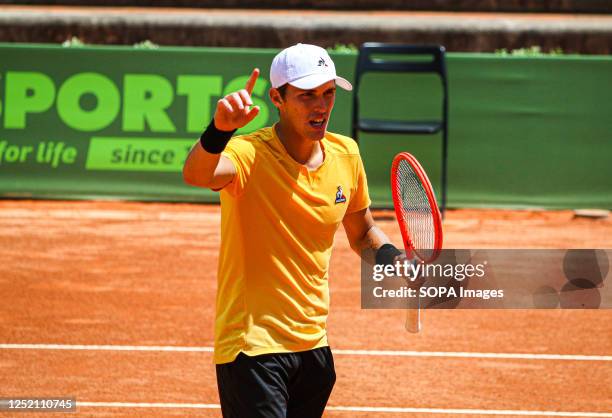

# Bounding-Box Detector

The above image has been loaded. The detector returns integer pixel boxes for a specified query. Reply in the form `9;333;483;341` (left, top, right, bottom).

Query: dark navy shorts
216;346;336;418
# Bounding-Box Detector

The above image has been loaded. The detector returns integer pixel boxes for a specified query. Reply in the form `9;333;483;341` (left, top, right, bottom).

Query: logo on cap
318;57;328;67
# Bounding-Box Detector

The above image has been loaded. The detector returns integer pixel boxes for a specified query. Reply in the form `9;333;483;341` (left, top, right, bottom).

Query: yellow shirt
214;126;370;364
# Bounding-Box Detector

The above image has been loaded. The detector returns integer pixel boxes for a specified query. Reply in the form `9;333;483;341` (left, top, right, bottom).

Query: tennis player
183;43;402;418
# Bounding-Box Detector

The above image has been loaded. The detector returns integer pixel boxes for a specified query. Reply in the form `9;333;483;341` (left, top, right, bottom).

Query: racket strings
394;160;436;260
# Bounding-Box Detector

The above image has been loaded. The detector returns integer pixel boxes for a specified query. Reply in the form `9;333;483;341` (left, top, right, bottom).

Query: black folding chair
352;43;449;215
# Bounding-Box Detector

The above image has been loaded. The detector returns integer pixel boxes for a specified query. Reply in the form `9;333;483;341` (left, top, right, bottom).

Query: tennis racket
390;152;443;333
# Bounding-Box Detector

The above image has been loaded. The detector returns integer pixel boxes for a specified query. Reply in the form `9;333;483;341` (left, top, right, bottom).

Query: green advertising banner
0;44;297;201
0;43;610;208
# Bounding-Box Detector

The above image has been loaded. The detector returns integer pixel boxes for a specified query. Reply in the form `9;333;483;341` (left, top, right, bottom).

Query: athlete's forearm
363;225;391;251
352;224;393;265
343;208;399;264
183;119;236;189
183;142;222;187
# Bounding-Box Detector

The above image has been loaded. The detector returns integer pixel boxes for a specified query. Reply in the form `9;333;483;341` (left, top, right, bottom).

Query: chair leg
441;126;448;218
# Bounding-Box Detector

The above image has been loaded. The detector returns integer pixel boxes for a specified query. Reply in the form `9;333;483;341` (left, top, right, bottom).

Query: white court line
333;349;612;362
1;343;611;361
75;402;612;417
326;406;612;417
0;344;213;352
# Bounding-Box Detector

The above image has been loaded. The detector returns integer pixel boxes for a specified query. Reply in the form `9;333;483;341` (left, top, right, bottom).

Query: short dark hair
276;83;289;100
274;84;289;115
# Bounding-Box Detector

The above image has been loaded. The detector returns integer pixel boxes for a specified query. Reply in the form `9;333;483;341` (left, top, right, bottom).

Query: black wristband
199;119;236;154
375;243;402;266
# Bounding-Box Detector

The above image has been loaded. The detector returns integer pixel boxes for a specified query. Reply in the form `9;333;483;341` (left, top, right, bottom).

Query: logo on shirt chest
334;186;347;204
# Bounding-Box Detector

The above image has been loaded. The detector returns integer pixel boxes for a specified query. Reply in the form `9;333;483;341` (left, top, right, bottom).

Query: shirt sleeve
220;135;257;197
346;154;371;214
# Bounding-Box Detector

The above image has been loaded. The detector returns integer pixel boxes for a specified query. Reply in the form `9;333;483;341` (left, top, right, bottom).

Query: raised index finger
245;68;259;95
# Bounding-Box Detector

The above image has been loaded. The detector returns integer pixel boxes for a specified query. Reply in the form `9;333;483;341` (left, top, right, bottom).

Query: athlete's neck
274;122;324;170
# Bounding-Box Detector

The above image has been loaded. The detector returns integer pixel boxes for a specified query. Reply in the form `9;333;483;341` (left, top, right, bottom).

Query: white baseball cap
270;43;353;91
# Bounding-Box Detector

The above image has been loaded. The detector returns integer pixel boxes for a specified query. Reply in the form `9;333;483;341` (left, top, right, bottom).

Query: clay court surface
1;199;611;417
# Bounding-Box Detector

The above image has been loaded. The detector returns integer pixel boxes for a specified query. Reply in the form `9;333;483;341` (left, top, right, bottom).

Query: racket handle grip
405;295;421;333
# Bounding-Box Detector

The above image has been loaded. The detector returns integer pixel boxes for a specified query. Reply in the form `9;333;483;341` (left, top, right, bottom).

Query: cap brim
289;74;353;91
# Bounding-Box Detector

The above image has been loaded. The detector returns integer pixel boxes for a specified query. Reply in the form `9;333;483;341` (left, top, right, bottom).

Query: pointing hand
214;68;260;131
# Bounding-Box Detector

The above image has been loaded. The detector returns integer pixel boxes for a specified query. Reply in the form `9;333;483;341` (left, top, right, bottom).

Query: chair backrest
352;43;448;141
356;43;447;76
351;43;449;215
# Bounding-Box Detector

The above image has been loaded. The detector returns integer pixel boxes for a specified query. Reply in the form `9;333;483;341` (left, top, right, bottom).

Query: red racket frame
391;152;443;263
